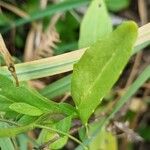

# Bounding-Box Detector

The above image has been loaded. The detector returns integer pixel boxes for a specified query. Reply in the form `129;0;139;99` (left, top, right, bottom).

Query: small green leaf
9;103;43;116
0;74;75;117
71;21;138;124
50;116;72;149
79;0;112;48
38;116;72;149
18;115;38;126
0;74;59;113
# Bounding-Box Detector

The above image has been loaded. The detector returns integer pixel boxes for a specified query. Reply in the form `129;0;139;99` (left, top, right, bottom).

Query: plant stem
35;124;88;150
0;118;20;126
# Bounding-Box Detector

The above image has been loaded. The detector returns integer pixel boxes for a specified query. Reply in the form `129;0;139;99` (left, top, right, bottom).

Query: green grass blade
1;0;90;33
0;23;149;81
0;49;85;81
106;65;150;121
39;74;71;99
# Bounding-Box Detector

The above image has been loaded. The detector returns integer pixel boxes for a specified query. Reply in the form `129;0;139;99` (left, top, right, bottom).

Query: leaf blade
79;0;112;48
9;102;43;116
75;65;150;150
71;21;138;124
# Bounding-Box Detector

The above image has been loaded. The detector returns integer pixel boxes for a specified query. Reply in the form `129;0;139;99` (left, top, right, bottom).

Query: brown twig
0;34;19;86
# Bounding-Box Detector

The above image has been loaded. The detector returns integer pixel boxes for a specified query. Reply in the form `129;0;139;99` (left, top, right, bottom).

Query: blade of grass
0;49;85;81
134;22;150;54
75;65;150;150
1;0;90;33
0;23;150;81
104;65;150;125
39;74;72;99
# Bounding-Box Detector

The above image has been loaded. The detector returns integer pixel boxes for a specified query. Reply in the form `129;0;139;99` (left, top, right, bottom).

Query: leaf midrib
79;42;128;107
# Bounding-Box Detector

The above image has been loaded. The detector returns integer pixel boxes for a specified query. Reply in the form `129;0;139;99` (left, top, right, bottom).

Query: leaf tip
121;21;138;37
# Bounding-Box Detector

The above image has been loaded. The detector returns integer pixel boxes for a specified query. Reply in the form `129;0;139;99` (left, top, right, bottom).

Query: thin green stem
35;124;88;150
0;118;20;126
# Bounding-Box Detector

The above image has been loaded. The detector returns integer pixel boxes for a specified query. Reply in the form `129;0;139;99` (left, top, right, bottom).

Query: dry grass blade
0;23;149;81
34;16;60;59
135;22;150;49
24;1;60;62
113;121;143;142
0;34;19;86
24;28;35;61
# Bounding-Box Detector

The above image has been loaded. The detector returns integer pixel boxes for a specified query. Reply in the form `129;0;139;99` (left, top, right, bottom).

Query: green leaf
71;21;138;124
0;74;59;113
9;103;43;116
50;116;72;149
76;65;150;150
18;115;38;126
0;137;15;150
0;74;75;117
38;116;72;149
79;0;112;48
106;0;130;12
